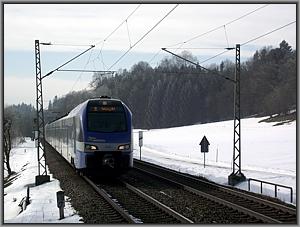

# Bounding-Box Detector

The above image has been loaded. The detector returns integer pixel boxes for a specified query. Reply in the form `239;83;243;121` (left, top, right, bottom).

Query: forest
4;40;297;137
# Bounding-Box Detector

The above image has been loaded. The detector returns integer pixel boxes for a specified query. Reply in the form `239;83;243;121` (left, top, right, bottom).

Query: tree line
3;103;35;175
48;40;294;129
4;40;296;133
3;40;295;176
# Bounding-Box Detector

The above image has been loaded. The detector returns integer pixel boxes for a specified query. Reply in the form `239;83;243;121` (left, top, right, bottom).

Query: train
45;96;133;176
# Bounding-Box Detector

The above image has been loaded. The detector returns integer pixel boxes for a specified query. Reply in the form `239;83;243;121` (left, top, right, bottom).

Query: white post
139;131;143;160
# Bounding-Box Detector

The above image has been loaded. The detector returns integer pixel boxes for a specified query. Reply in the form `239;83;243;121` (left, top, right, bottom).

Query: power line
224;25;230;48
162;47;235;83
126;19;132;48
225;4;269;26
199;20;296;65
93;4;141;70
44;43;92;47
58;69;116;73
241;21;296;46
95;4;141;46
148;4;268;67
69;48;94;92
148;49;162;65
166;47;235;50
108;4;179;70
167;4;269;48
199;49;231;64
42;45;95;79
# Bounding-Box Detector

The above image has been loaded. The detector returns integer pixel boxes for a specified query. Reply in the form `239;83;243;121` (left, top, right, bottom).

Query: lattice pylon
229;44;245;186
35;40;48;179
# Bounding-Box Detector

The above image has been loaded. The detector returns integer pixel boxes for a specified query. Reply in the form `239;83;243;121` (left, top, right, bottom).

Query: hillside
133;116;296;204
46;40;296;129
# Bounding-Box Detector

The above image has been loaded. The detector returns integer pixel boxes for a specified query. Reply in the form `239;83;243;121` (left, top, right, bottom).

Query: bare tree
3;118;12;175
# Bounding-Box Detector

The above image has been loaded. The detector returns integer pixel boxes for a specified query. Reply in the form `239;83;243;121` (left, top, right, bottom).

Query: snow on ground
3;139;83;223
3;116;296;223
133;117;296;205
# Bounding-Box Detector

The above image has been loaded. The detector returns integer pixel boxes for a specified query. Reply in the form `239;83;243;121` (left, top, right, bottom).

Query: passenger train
45;97;133;175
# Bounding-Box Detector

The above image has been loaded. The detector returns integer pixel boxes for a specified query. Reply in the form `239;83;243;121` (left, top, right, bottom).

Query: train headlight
118;144;130;150
85;144;98;151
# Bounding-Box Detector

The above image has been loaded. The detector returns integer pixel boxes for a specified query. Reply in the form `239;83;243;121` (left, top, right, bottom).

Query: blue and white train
45;97;133;175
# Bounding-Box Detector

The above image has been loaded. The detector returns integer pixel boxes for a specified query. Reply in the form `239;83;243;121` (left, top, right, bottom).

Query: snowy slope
133;116;296;205
4;116;296;223
3;139;83;223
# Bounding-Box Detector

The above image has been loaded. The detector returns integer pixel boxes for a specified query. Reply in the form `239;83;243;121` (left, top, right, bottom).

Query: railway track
45;141;130;224
132;159;297;224
46;139;296;224
46;140;192;223
85;176;193;224
82;176;138;223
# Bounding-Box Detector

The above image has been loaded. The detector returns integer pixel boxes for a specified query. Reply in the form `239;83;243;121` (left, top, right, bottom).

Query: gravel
45;142;127;224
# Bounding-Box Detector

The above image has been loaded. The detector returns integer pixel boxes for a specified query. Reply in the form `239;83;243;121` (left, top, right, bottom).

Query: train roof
47;97;123;124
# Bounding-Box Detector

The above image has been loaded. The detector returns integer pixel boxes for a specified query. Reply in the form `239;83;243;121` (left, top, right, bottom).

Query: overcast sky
3;3;297;106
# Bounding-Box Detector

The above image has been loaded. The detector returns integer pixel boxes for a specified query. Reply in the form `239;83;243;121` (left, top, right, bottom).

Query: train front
82;98;133;175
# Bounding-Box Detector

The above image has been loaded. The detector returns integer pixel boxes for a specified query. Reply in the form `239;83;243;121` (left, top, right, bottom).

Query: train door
73;117;76;153
66;125;69;161
71;117;76;166
54;124;57;150
60;122;63;155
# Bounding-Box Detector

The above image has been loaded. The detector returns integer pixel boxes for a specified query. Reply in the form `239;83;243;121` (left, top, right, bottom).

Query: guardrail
248;178;293;203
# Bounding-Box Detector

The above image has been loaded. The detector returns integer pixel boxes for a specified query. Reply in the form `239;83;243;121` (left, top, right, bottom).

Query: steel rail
120;180;194;224
134;159;296;215
82;176;138;224
44;140;133;223
133;165;280;224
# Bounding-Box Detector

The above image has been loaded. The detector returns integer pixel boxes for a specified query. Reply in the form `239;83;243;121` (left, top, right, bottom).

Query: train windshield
87;100;127;133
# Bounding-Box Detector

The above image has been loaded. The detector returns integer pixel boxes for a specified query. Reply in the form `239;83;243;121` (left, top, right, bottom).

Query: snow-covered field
3;139;83;223
133;117;296;205
4;116;296;223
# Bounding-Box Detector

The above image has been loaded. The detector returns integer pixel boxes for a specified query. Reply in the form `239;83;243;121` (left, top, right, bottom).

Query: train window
87;103;126;133
87;112;127;133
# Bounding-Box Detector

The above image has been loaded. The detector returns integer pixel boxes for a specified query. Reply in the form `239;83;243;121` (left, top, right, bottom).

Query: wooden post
56;191;65;220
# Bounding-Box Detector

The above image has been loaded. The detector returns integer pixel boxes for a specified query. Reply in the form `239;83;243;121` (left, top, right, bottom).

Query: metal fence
248;178;293;203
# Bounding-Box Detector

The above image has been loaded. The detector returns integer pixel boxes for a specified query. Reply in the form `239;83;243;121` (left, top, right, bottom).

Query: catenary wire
93;4;141;70
94;4;141;46
108;4;179;70
241;21;296;46
167;4;269;48
69;48;94;92
126;20;132;48
148;4;268;66
199;20;296;64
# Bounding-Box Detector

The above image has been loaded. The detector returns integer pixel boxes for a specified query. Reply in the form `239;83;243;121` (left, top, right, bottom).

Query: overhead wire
198;20;296;65
108;4;179;70
240;20;296;46
199;49;231;64
42;45;95;79
94;4;142;46
166;47;234;50
45;43;92;47
93;4;142;71
148;4;269;67
160;18;296;84
69;48;94;92
126;20;132;48
148;49;163;66
167;4;269;48
224;25;230;48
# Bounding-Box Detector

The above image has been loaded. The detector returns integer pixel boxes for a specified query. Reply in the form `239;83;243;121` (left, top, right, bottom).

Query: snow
4;139;83;223
4;116;296;223
133;117;296;205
